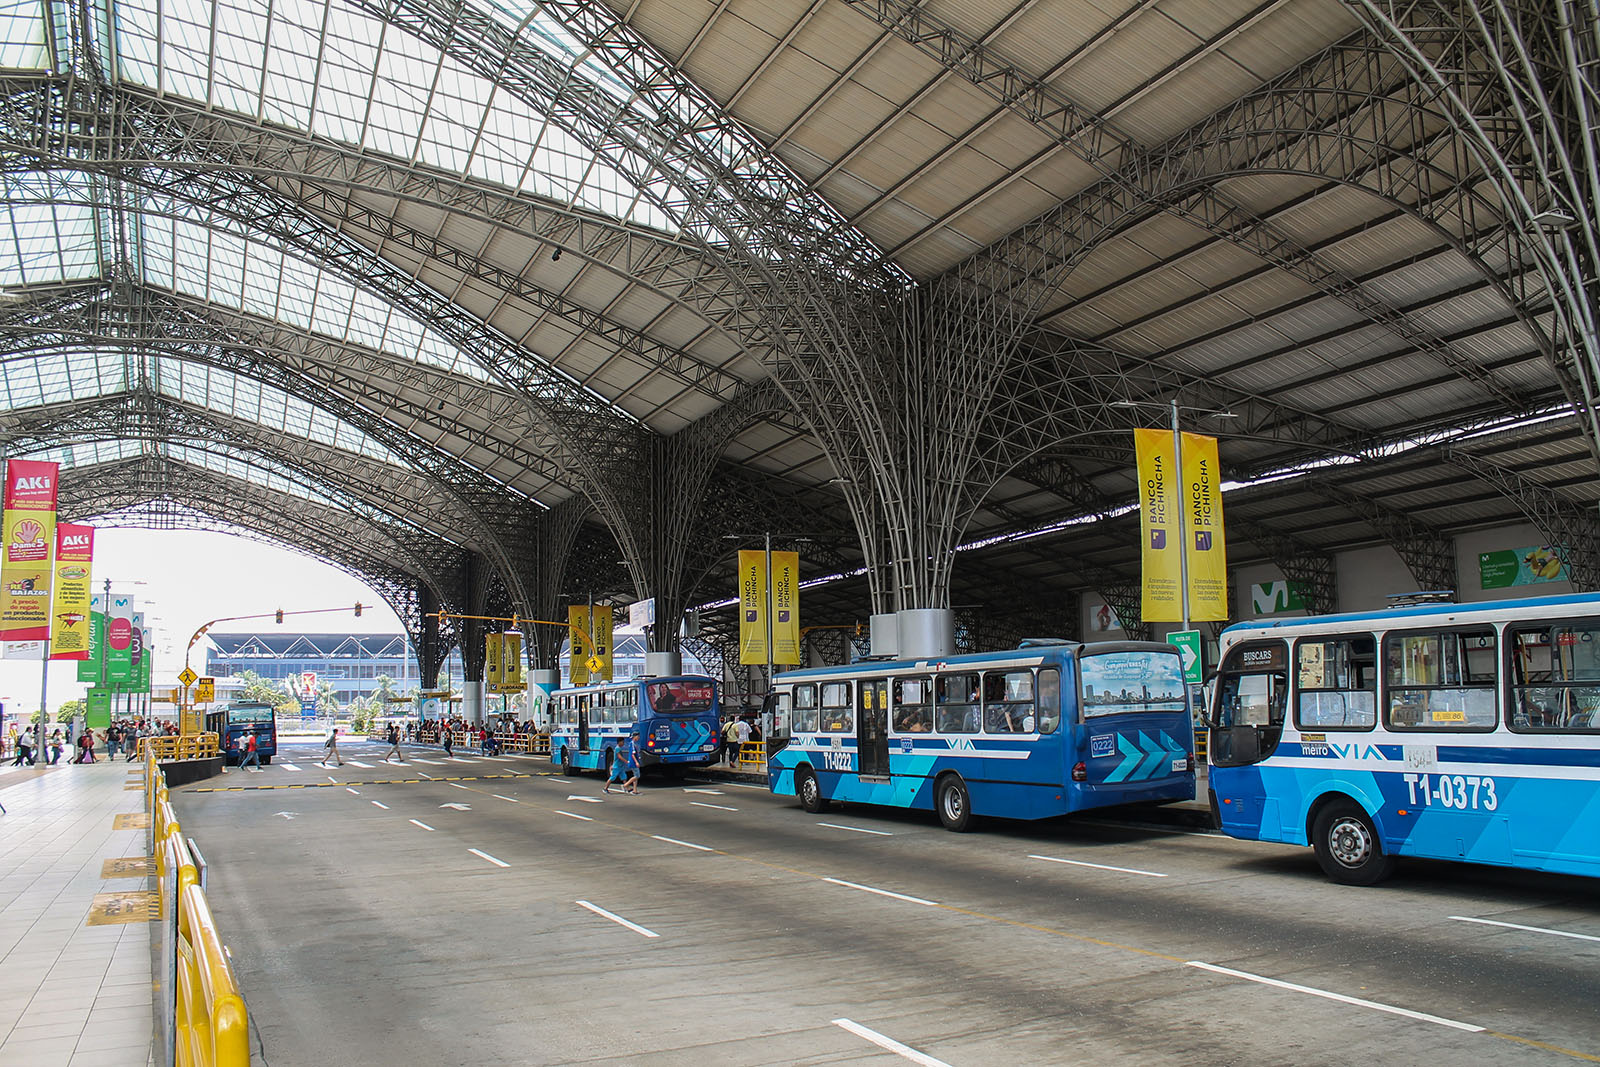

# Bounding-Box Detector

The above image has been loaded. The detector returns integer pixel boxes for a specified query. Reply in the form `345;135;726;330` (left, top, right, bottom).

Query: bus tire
560;747;574;777
936;774;973;833
1311;799;1395;886
797;766;829;813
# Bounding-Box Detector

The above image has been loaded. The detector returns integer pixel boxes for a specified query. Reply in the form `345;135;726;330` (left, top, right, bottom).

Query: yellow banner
1;459;59;641
568;605;591;685
1135;429;1182;622
49;523;93;659
738;550;767;665
502;630;524;691
1182;431;1228;621
770;550;800;665
592;607;613;683
484;631;503;691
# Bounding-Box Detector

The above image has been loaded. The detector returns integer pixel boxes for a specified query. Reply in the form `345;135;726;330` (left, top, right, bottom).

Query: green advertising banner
137;631;152;694
1479;545;1566;589
85;687;111;728
76;610;105;683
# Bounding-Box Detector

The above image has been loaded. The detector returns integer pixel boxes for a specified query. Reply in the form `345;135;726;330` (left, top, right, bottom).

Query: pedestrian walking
320;727;345;767
721;717;742;766
620;734;642;795
383;722;405;763
9;734;33;766
239;732;262;772
74;729;96;764
603;743;630;794
48;729;63;765
441;726;454;757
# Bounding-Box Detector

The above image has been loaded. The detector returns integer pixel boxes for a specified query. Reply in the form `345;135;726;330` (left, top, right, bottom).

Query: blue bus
205;701;278;765
1207;591;1600;885
766;640;1196;831
549;675;722;778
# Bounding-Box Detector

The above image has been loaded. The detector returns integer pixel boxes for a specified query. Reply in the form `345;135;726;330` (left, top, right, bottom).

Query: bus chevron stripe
1136;732;1167;780
1107;734;1143;783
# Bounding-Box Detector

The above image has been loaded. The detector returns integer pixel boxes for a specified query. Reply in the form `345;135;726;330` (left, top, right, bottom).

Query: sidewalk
0;756;154;1067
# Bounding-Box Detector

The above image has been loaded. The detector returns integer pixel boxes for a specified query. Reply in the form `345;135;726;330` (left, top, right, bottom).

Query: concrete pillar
897;608;955;660
463;682;483;725
529;669;558;730
644;652;682;677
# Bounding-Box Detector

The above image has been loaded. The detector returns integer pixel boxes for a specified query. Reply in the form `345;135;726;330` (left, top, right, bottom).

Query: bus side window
792;684;818;734
1385;629;1497;730
1036;668;1060;734
1295;636;1376;730
893;676;932;733
821;681;853;732
1510;622;1600;731
936;672;979;734
983;670;1034;733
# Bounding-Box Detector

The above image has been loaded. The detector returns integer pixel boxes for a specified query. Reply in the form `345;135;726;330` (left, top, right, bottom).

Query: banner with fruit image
1;459;59;641
49;523;93;659
1479;545;1566;589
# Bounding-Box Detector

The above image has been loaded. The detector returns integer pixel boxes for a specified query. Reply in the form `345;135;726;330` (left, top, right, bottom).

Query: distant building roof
207;633;411;658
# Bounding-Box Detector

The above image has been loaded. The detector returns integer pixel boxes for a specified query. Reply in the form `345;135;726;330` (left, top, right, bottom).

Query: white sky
0;527;402;718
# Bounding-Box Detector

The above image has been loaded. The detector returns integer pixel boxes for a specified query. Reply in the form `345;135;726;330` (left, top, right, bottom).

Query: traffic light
275;609;283;624
354;602;363;617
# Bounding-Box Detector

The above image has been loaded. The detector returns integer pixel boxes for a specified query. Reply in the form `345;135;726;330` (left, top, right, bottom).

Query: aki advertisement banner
1;458;59;641
1134;430;1181;622
769;550;800;665
738;550;768;665
49;523;93;659
1180;431;1228;621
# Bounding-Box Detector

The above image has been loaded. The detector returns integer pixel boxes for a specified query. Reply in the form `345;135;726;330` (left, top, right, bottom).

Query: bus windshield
646;680;713;714
228;704;275;723
1079;650;1187;718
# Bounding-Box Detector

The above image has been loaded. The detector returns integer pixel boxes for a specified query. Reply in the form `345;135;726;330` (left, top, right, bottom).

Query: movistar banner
1135;430;1181;622
1;459;59;641
129;612;145;691
107;594;134;682
49;523;93;659
738;549;768;664
1181;431;1228;621
136;627;152;694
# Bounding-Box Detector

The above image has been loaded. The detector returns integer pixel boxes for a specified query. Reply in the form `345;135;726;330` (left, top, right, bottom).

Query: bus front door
859;679;889;777
578;704;590;754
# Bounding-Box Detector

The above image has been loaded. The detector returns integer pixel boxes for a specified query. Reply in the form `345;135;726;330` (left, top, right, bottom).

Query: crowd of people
3;717;179;767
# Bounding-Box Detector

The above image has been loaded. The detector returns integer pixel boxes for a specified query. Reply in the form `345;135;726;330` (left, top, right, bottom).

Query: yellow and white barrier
138;734;221;762
147;755;251;1067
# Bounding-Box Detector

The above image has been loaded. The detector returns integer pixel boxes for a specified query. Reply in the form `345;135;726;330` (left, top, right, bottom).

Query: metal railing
148;756;250;1067
138;734;221;762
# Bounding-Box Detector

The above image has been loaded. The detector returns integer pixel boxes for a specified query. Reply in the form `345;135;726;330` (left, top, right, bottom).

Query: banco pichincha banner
1;459;59;641
567;606;613;684
1135;429;1227;622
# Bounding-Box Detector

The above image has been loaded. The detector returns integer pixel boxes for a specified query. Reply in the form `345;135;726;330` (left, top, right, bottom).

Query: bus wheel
936;775;973;833
797;767;829;813
560;747;574;777
1312;800;1396;886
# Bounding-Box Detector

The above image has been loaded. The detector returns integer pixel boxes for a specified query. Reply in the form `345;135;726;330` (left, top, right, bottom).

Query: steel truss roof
0;0;1596;679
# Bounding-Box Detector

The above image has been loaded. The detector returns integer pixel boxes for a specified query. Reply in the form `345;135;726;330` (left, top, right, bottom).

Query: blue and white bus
549;675;722;778
204;701;278;765
1207;591;1600;885
766;641;1196;831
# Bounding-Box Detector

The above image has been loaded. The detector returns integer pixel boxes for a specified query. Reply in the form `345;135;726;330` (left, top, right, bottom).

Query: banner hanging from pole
769;550;800;665
484;631;503;692
49;523;93;659
107;595;134;682
78;595;105;682
1181;431;1228;621
501;630;524;692
1134;429;1182;622
737;550;767;665
592;606;613;683
1;459;60;641
567;605;591;685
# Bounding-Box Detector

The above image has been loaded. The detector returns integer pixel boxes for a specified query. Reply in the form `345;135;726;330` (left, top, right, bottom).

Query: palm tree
372;673;398;708
316;681;340;715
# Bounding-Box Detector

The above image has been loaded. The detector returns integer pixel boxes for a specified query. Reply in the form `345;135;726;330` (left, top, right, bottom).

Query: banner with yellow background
49;523;93;659
1134;430;1181;622
1181;431;1228;621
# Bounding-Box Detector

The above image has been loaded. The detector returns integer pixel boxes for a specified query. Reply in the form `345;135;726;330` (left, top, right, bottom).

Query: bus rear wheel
560;747;574;777
936;775;973;833
797;767;829;813
1312;799;1395;885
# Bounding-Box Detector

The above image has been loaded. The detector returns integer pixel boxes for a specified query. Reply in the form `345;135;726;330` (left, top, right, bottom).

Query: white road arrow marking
682;788;724;795
274;812;298;819
439;802;472;810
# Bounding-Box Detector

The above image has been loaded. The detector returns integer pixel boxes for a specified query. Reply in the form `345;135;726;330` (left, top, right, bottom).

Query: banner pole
764;531;773;695
1172;400;1190;633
